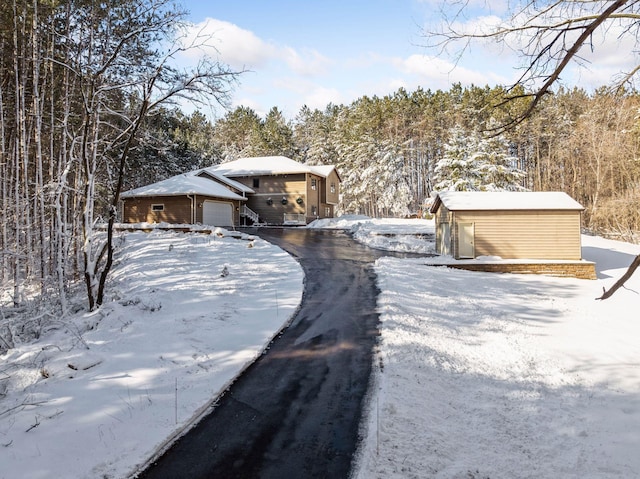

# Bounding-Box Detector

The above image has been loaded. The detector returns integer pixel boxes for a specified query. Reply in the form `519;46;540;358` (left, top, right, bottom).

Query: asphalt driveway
136;228;404;479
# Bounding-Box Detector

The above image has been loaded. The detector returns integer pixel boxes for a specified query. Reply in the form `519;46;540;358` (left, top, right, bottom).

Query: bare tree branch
597;254;640;300
425;0;639;133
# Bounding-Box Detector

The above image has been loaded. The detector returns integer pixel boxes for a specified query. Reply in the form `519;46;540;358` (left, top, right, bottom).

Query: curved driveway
138;228;404;479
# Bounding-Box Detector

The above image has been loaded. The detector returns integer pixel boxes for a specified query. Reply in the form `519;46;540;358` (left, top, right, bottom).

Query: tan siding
434;205;452;256
454;210;582;260
233;173;306;195
229;174;307;224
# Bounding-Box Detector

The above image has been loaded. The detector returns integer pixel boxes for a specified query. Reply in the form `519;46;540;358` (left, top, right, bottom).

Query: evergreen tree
434;125;526;192
433;126;482;191
213;106;263;161
259;107;295;157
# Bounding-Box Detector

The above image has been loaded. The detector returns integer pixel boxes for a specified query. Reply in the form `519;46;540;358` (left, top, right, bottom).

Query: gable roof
207;156;337;179
309;164;340;180
121;174;246;201
122;156;338;201
193;169;254;194
430;191;584;213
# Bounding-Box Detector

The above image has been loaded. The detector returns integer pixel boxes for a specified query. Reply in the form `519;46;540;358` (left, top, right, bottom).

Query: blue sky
177;1;632;120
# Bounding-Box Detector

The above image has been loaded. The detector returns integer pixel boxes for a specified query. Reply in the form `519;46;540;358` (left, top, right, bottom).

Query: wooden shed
429;191;585;260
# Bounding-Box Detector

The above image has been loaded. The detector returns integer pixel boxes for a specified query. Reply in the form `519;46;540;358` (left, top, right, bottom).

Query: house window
325;207;331;216
330;183;336;194
312;206;317;216
151;204;164;211
311;178;317;190
253;178;260;188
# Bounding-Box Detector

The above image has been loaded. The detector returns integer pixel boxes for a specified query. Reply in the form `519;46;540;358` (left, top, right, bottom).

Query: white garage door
203;201;233;227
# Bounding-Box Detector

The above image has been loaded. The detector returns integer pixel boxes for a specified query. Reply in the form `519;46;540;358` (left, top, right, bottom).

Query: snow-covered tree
475;135;527;191
433;125;526;192
433;126;482;191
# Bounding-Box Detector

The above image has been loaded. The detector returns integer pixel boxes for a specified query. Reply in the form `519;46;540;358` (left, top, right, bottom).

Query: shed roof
121;174;246;201
430;191;584;213
208;156;338;178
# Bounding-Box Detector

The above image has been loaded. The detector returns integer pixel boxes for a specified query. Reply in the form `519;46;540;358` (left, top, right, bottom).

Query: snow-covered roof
192;169;254;194
309;164;339;179
121;174;246;201
431;191;584;212
208;156;336;178
122;157;337;201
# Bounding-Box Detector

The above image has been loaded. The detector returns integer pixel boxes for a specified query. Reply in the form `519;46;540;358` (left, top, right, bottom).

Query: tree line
143;84;640;236
0;0;237;329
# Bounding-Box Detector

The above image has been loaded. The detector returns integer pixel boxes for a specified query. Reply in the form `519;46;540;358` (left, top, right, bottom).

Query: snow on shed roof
121;174;246;201
431;191;584;212
209;156;336;178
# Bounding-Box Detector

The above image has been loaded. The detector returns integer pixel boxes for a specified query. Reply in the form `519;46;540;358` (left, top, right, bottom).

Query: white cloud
395;53;508;87
269;76;343;112
448;14;504;37
180;18;277;69
281;47;331;76
230;96;267;117
442;6;640;91
302;86;344;110
181;18;331;78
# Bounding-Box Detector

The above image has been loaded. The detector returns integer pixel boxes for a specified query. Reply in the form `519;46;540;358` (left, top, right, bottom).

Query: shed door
203;200;233;227
458;222;475;258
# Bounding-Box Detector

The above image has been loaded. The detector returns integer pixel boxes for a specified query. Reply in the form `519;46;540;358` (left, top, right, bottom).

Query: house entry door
458;222;475;258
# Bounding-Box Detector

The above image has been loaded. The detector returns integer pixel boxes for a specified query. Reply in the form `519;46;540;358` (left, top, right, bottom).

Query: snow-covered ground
349;222;640;479
0;229;303;479
314;216;640;478
2;217;640;479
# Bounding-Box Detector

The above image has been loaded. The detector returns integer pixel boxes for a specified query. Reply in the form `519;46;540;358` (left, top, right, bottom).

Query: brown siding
306;174;321;220
123;195;241;226
123;196;193;224
223;171;338;224
244;196;305;224
324;170;340;205
232;174;310;224
233;173;306;195
453;210;582;260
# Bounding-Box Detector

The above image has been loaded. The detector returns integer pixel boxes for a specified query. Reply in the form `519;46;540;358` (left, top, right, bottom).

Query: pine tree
433;126;483;191
434;125;526;192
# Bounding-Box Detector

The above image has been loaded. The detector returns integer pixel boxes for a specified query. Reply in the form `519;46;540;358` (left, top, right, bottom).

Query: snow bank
0;230;303;479
308;216;436;254
354;233;640;478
